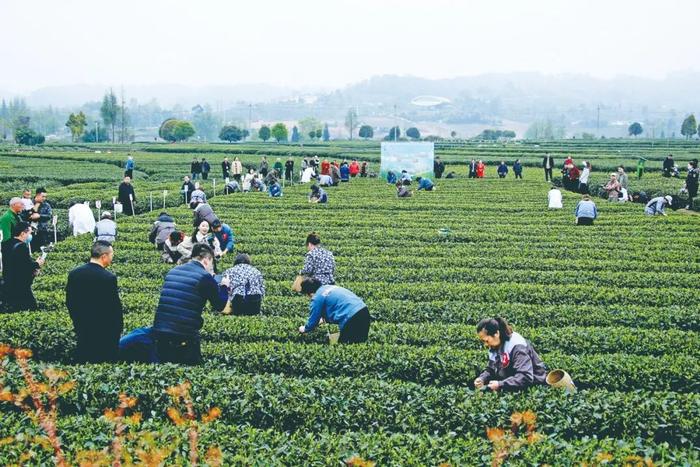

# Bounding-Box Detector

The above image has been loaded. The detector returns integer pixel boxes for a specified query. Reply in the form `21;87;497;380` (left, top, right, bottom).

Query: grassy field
0;141;698;465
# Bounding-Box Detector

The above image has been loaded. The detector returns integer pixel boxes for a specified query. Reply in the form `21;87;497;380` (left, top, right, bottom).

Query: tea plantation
0;141;698;465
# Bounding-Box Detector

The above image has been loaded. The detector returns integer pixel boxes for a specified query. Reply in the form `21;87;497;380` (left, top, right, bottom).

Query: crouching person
473;317;547;391
298;277;370;344
152;243;229;364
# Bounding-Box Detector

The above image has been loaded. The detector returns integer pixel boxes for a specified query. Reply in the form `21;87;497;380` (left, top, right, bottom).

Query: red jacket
568;165;580;181
476;162;486;177
321;161;331;175
349;161;360;176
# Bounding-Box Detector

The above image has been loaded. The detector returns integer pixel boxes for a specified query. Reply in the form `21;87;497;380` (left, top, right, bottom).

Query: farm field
0;140;698;465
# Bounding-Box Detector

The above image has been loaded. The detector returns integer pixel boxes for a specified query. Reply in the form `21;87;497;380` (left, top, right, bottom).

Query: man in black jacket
543;154;555;181
433;157;445;179
65;241;123;363
191;157;201;180
117;176;136;216
468;159;477;178
662;154;674;177
1;222;44;312
152;243;229;364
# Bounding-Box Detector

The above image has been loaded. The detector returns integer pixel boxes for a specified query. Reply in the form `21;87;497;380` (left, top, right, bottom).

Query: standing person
339;161;350;182
148;212;176;250
68;201;96;236
579;161;591;194
574;195;598;225
473;317;547;392
118;176;136;216
645;195;672;216
476;160;486;178
181;176;195;205
125;155;135;178
636;157;646;179
416;176;434;191
95;211;117;244
65;241;123;363
617;166;629;201
285;157;295;183
221;157;231;179
684;159;699;209
603;173;621;202
662;155;674;177
297;278;370;344
27;188;53;250
360;161;368;177
301;157;309;176
308;184;328;204
152;244;229;364
548;186;563;209
566;163;580;190
321;159;331;176
273;158;283;177
211;219;235;257
312;155;320;168
468;159;477;178
497;161;508;178
349;159;360;177
201;158;210;180
259;156;269;177
1;222;44;312
190;157;201;180
433;156;445;179
543;153;554;182
564;155;574;167
0;198;23;243
221;253;265;316
300;232;335;285
513;159;523;179
231;157;243;182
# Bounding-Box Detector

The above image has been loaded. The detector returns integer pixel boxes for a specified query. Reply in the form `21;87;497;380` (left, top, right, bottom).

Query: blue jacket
387;171;397;184
214;223;235;252
269;183;282;197
575;200;597;219
153;261;227;337
304;285;367;332
513;162;522;174
498;164;508;175
340;165;350;181
417;178;434;190
125;159;134;170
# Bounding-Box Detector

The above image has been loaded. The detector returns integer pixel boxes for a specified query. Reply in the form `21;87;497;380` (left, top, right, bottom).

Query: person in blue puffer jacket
416;176;434;191
152;243;229;364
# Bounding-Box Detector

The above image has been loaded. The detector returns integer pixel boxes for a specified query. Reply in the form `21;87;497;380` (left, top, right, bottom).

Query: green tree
298;117;322;141
219;125;243;142
15;126;45;145
315;129;322;139
450;130;457;138
271;123;288;142
406;127;421;140
345;108;358;140
192;105;220;141
100;88;119;142
386;126;400;140
172;121;196;141
0;99;7;140
628;122;643;137
308;130;316;140
359;125;373;140
322;123;330;141
65;111;87;142
82;126;109;143
681;114;697;139
291;126;300;143
258;125;271;142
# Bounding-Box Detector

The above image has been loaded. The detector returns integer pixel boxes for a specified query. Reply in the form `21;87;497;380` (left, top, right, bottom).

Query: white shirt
21;198;33;211
301;167;315;183
319;174;333;186
68;203;96;236
548;189;563;209
580;167;590;184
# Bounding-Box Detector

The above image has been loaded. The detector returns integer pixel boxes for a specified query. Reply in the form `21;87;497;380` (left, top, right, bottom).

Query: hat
664;195;672;203
102;211;112;219
211;219;222;228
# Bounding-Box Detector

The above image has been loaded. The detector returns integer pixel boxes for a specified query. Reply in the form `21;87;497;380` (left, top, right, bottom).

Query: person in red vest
321;159;331;176
564;156;574;167
349;159;360;177
476;160;486;178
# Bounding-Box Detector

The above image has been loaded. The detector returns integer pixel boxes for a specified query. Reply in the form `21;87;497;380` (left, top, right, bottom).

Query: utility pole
248;103;252;139
596;105;600;138
120;86;126;144
96;121;99;143
394;104;398;141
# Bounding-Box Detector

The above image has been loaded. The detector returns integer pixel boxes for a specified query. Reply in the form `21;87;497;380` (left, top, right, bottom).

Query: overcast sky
1;0;696;93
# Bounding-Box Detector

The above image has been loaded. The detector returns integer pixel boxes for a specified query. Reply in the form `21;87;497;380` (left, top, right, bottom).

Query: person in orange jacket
476;160;486;178
321;159;331;176
349;159;360;177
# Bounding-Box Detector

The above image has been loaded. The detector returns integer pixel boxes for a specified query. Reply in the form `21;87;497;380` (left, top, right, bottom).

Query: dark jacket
149;214;176;247
663;157;674;171
34;201;53;232
686;168;699;196
66;262;124;363
478;332;547;391
201;161;210;173
191;161;202;174
1;238;40;310
182;181;195;203
118;182;136;215
434;160;445;178
543;156;554;169
193;203;218;227
152;261;227;337
468;161;477;176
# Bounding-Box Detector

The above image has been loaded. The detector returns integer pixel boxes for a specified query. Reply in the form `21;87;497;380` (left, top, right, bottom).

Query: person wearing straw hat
297;277;370;344
473;317;547;392
645;195;673;216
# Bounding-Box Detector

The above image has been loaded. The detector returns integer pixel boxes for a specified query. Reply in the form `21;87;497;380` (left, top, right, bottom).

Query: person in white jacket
548;186;563;209
68;201;96;236
578;161;591;194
